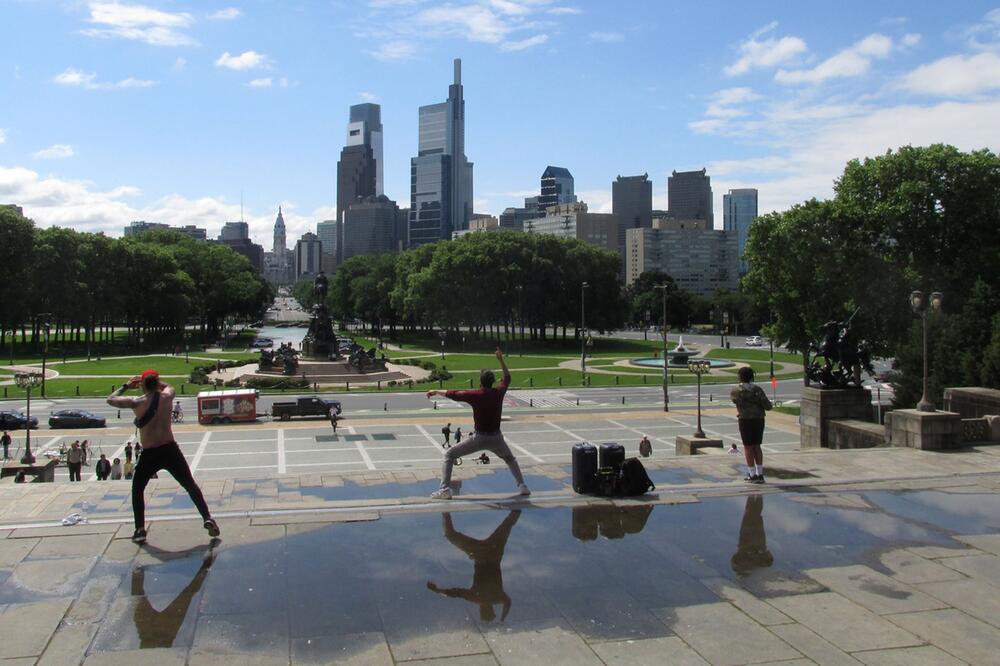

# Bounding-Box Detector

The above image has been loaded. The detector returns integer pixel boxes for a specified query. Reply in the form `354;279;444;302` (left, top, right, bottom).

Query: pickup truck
271;397;342;421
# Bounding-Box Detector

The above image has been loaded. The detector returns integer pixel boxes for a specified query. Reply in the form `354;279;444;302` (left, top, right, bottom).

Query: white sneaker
430;487;452;500
518;484;531;496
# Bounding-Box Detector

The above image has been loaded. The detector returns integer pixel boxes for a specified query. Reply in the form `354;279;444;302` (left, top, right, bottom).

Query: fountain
630;335;735;370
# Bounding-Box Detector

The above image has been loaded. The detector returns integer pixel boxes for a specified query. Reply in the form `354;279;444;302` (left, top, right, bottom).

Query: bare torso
131;387;177;449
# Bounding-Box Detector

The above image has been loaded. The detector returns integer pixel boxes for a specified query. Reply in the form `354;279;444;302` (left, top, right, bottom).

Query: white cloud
209;7;242;20
489;0;531;16
370;40;418;61
52;68;158;90
775;33;893;85
215;50;271;71
899;52;1000;97
589;31;623;43
359;91;379;102
82;1;195;47
172;57;187;71
725;22;808;76
501;34;548;51
705;87;760;118
707;98;1000;216
547;6;581;15
965;8;1000;51
416;5;511;43
247;77;272;88
32;144;76;160
901;33;921;48
0;164;333;245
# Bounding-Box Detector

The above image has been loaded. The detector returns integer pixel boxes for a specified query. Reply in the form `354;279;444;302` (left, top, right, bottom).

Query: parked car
0;410;39;430
745;336;763;347
272;397;342;421
251;337;274;349
49;409;107;429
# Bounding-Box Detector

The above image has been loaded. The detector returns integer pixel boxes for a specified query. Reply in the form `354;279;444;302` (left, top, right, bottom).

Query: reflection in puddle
732;495;773;576
572;505;653;541
131;541;217;648
427;510;520;622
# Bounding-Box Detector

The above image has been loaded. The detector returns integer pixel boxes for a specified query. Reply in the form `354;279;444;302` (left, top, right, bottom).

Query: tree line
0;209;273;356
743;144;1000;405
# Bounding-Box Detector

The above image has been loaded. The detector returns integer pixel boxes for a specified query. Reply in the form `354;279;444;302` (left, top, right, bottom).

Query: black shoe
131;528;147;544
744;475;756;482
751;475;766;484
204;519;221;537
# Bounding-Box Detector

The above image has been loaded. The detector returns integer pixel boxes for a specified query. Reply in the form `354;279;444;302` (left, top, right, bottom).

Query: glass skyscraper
723;188;758;275
668;169;714;228
337;103;383;264
409;59;473;247
538;166;576;210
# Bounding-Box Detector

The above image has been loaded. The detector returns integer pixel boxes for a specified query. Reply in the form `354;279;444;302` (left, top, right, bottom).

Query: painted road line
415;424;447;456
199;463;278;472
545;421;588;442
190;431;212;472
355;441;376;470
277;429;286;474
605;418;673;446
201;450;281;457
501;435;545;463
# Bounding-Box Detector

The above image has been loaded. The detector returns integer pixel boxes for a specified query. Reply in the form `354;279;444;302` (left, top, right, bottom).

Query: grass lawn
706;348;801;364
44;355;256;376
1;377;205;399
773;404;801;416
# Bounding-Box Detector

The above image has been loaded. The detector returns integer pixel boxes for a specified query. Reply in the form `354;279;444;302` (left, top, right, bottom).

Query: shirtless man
108;369;219;543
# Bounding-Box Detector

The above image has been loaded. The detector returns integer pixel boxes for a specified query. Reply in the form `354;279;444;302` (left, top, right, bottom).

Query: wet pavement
3;446;1000;664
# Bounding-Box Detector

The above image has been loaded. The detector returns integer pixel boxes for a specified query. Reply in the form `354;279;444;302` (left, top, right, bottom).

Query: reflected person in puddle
427;510;520;622
131;540;218;648
732;495;773;576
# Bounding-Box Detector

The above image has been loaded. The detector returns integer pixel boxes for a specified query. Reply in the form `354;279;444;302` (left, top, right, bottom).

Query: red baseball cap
141;369;159;383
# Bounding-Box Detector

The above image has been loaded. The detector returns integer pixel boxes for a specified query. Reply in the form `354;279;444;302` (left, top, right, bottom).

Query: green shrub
244;376;309;390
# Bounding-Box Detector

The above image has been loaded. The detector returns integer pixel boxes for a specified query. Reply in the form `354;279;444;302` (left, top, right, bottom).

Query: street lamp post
910;290;943;412
438;329;446;360
515;285;524;356
14;372;42;464
184;331;190;363
580;282;590;384
688;359;711;438
723;311;730;348
654;285;669;412
39;317;51;398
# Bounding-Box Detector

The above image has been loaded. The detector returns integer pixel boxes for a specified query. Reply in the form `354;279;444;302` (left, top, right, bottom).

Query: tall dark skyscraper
668;168;714;227
612;174;653;277
409;59;474;247
337;103;383;263
538;166;576;210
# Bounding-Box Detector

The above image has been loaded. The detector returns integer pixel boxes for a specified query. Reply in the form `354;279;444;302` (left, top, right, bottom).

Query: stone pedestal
800;386;872;448
675;435;724;455
943;387;1000;418
0;459;57;482
885;409;963;450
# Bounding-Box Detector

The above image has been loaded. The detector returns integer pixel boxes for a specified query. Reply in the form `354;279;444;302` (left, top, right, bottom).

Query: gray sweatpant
440;431;525;489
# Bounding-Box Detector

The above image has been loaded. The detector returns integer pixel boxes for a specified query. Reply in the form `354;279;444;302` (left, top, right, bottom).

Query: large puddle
5;487;998;660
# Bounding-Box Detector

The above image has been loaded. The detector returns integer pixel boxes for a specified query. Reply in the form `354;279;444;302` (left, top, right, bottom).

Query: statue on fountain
806;309;874;389
301;271;338;359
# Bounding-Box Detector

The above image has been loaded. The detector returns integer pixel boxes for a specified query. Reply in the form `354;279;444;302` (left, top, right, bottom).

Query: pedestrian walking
111;458;123;480
66;441;83;482
426;348;530;499
730;366;773;484
81;440;89;466
455;426;462;444
329;407;338;433
95;454;111;480
135;442;142;460
125;441;133;462
442;422;452;446
108;369;220;543
1;431;10;460
123;459;134;480
639;435;652;458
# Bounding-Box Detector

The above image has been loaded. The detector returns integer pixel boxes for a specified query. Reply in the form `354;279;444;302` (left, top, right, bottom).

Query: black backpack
617;458;655;496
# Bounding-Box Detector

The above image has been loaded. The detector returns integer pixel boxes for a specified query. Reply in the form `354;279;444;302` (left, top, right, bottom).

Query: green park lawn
705;348;801;363
44;354;256;376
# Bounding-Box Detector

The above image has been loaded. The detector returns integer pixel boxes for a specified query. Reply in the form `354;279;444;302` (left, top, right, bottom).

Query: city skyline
1;1;999;246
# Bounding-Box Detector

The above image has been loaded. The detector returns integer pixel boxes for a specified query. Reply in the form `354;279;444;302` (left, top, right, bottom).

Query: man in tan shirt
108;369;219;543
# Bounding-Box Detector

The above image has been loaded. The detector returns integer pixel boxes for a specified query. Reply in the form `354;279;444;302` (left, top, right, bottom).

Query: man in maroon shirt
426;348;529;499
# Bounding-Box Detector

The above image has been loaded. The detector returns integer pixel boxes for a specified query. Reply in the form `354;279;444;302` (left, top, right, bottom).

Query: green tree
0;208;35;358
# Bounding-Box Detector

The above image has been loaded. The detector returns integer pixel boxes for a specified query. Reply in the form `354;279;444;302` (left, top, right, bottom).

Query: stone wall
827;419;886;449
943;387;1000;418
800;387;873;448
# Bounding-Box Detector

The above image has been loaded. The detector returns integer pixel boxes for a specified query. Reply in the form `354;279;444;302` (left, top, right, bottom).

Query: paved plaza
3;408;1000;664
14;408;801;484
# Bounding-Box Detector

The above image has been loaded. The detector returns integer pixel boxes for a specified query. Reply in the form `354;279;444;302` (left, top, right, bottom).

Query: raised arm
495;347;511;384
107;375;142;409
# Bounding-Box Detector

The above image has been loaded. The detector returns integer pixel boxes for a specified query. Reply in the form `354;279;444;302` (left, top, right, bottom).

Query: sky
2;0;1000;247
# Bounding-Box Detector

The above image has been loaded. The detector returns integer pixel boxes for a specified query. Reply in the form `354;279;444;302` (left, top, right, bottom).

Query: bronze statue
806;309;873;388
313;271;328;301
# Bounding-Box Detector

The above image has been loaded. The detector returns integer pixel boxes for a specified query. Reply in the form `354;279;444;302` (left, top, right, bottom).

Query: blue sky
2;1;999;246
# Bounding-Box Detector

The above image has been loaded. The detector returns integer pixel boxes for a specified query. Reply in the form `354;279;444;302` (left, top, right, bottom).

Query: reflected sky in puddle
12;486;999;661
